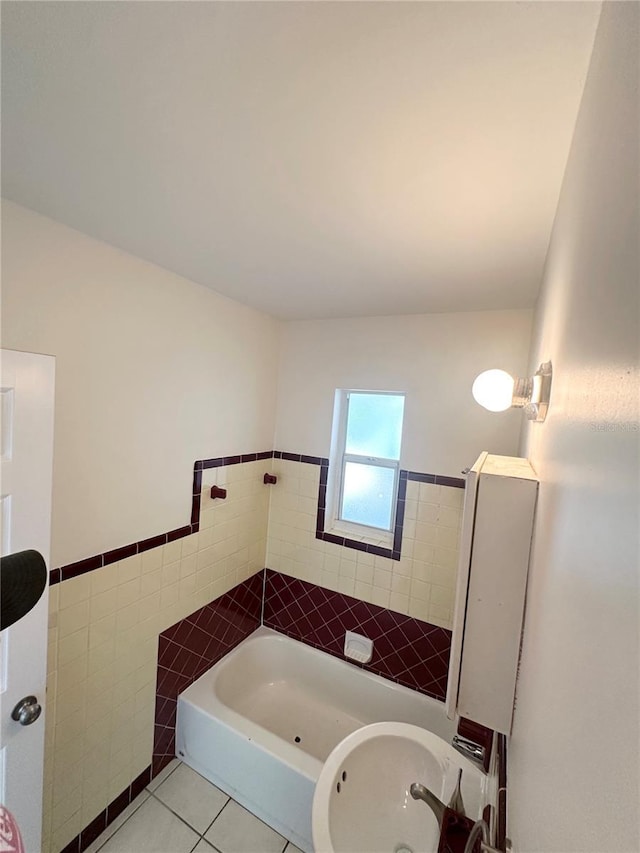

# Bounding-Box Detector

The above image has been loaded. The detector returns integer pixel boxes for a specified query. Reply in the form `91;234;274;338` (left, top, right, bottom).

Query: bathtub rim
178;624;454;780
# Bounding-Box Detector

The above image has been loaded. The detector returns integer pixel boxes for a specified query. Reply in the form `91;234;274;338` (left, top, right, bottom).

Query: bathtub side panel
176;696;315;853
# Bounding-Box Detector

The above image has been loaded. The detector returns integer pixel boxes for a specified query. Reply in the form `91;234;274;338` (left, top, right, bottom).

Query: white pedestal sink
312;722;487;853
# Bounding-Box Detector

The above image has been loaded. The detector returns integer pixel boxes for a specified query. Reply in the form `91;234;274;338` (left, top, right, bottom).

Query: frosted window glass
345;394;404;459
341;462;395;530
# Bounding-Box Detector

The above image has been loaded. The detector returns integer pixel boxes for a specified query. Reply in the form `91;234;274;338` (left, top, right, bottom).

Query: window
329;390;405;538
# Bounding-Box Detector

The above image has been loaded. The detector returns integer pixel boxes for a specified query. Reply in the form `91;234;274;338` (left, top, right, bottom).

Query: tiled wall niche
45;451;465;853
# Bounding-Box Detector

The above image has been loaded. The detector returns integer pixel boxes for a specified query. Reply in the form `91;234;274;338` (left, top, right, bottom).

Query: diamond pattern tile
263;569;451;700
152;571;263;775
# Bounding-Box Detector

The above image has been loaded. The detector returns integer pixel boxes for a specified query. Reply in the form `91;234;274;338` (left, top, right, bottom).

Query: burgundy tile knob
263;473;278;485
210;486;227;500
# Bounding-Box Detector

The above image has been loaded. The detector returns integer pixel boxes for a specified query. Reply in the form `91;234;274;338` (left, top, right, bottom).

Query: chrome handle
11;695;42;726
452;734;486;767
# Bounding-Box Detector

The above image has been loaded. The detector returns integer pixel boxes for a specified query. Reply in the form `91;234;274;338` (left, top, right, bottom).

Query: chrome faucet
410;767;466;825
452;734;486;769
409;782;446;825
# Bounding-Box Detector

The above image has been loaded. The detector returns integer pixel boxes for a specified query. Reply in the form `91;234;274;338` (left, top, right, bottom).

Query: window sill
327;523;393;549
316;522;400;561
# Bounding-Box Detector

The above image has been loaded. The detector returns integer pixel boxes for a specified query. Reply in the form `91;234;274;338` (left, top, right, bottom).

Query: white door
0;349;55;853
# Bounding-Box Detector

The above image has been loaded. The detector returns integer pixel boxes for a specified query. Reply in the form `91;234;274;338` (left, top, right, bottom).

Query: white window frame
326;389;405;544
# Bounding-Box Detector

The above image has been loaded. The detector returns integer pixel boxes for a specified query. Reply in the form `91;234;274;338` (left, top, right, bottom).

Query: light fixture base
524;361;552;422
512;377;533;408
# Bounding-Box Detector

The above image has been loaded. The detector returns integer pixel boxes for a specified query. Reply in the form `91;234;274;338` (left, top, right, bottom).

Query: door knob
11;695;42;726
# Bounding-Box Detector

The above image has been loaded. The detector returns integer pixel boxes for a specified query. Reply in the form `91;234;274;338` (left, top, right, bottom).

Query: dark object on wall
210;486;227;500
0;549;48;630
438;807;478;853
263;473;278;485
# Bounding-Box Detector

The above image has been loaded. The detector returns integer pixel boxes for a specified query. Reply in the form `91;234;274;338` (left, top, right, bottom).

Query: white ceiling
1;2;601;320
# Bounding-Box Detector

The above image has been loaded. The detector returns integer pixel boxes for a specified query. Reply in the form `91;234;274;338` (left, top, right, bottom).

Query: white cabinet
446;452;538;734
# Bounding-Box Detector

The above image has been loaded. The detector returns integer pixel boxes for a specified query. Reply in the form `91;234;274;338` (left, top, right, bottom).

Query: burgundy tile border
49;448;463;585
79;810;107;850
191;495;202;524
314;462;462;562
60;764;152;853
167;524;193;542
59;554;102;583
151;571;263;773
50;450;274;585
138;533;167;553
434;474;466;489
103;543;137;566
408;471;437;484
263;569;452;700
407;471;465;489
104;788;130;826
201;450;273;469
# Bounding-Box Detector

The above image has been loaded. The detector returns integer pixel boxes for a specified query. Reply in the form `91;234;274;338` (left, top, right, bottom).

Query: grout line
149;790;211;837
197;791;232;839
205;794;290;851
90;790;152;853
146;759;181;793
103;772;297;853
205;795;232;834
233;797;289;843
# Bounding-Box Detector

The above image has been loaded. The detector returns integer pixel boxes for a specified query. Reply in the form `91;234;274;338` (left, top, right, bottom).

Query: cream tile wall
401;480;463;627
43;460;269;853
265;459;462;630
44;456;460;852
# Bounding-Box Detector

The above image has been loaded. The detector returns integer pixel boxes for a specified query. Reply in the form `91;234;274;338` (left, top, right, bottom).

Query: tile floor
85;761;305;853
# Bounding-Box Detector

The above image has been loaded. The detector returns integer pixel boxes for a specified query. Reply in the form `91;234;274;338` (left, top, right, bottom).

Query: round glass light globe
472;369;515;412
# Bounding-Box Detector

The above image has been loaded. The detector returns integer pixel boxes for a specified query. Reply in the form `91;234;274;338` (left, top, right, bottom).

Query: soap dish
344;630;373;664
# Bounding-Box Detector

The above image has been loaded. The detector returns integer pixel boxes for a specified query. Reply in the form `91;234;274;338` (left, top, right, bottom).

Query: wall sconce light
472;362;552;422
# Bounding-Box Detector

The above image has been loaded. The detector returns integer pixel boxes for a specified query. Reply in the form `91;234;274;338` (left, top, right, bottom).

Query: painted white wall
511;4;639;852
275;311;533;475
1;201;280;568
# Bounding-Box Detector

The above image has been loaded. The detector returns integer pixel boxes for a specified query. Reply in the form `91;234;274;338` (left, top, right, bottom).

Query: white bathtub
176;626;456;852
